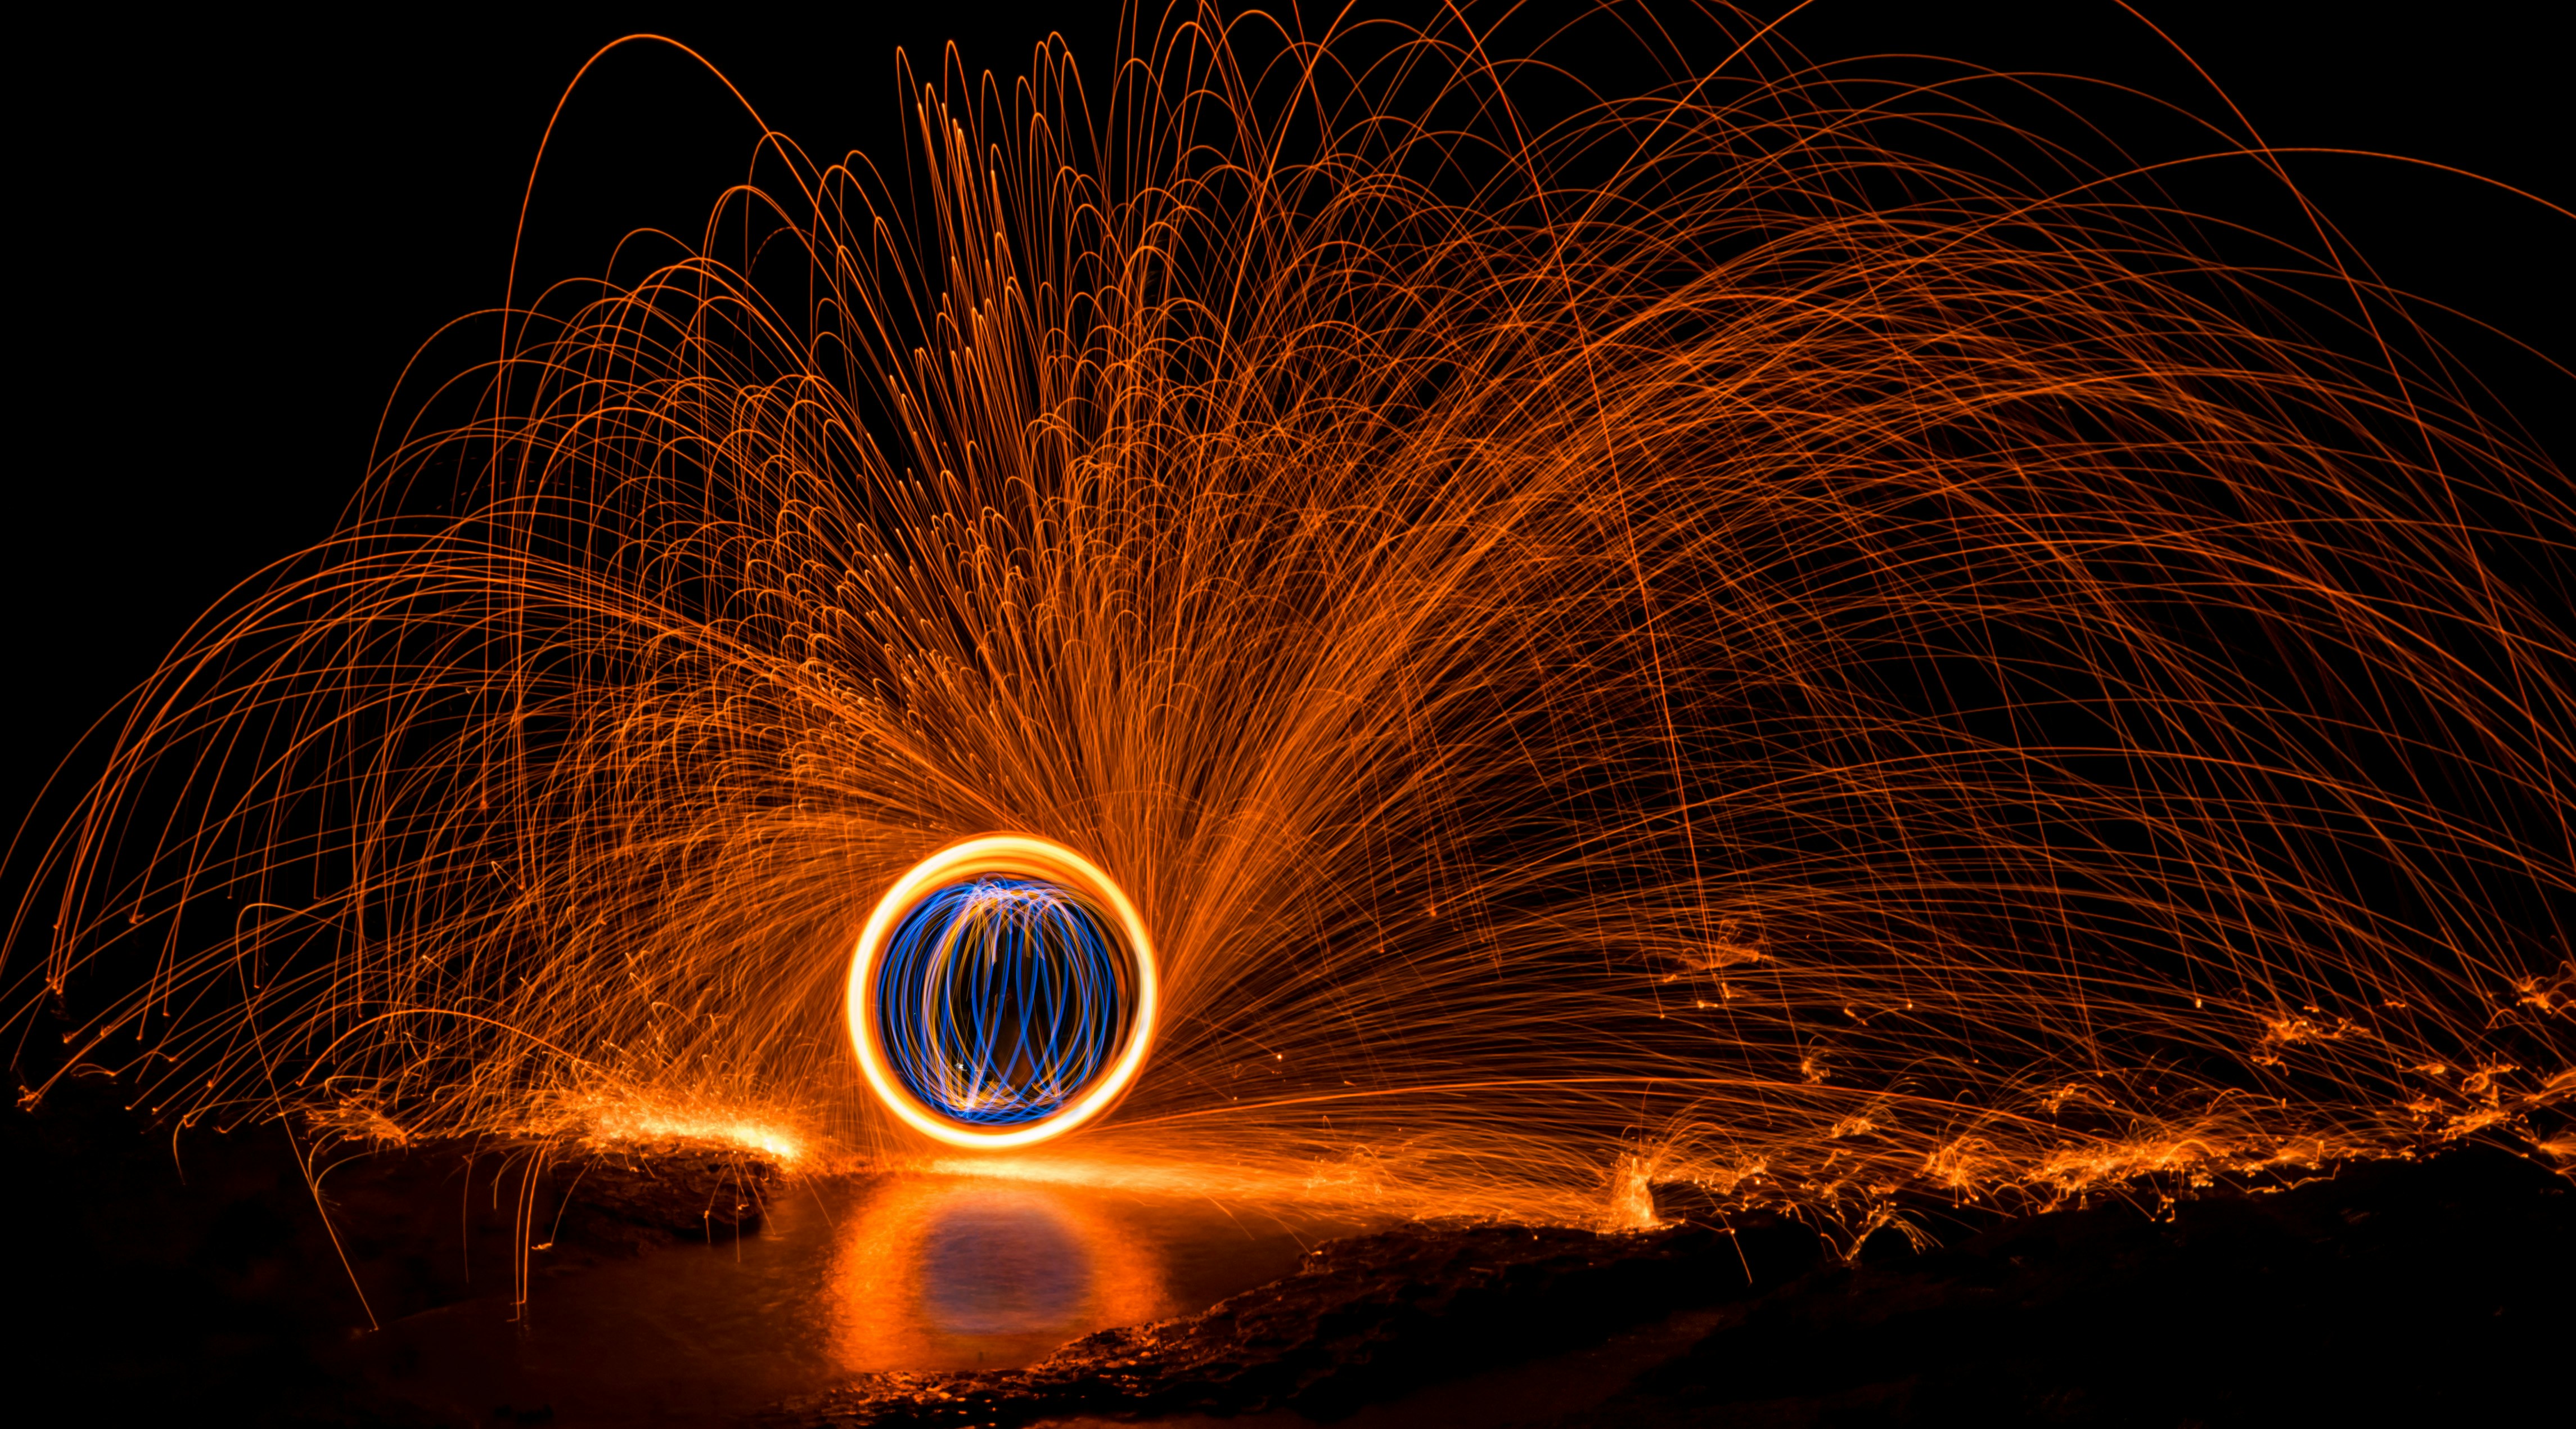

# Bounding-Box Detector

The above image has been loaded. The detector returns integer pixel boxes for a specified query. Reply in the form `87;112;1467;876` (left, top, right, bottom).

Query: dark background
3;8;2567;1415
14;0;2570;869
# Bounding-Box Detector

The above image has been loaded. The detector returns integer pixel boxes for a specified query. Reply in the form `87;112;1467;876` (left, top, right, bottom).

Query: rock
1577;1145;2574;1426
1853;1223;1918;1265
767;1146;2573;1427
763;1218;1801;1427
1646;1181;1836;1287
303;1133;779;1277
4;1080;789;1426
542;1140;776;1251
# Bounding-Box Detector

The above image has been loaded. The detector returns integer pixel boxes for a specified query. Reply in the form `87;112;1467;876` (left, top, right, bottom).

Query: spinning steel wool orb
848;838;1158;1149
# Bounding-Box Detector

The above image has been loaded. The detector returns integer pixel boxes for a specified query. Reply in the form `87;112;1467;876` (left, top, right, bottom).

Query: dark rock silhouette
764;1216;1806;1427
1567;1145;2571;1425
4;1073;776;1424
12;1071;2566;1427
767;1147;2570;1427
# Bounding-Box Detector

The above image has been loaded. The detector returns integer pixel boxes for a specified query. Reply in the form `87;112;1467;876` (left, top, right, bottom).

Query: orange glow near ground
828;1175;1170;1372
579;1104;810;1164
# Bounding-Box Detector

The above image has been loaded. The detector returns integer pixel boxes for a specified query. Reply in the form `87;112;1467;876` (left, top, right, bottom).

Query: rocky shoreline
765;1147;2569;1427
10;1074;2566;1426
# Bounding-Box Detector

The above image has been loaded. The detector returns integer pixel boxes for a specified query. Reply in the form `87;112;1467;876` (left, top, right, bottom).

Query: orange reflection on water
828;1175;1172;1372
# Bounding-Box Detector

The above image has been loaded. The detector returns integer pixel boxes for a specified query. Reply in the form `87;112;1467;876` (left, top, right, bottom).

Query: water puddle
348;1171;1388;1424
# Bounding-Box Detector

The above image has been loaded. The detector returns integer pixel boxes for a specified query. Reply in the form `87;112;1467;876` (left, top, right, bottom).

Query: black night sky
20;5;2568;812
11;5;2570;1425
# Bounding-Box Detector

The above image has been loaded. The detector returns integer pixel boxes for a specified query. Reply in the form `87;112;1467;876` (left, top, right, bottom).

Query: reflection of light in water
829;1176;1166;1372
916;1192;1087;1334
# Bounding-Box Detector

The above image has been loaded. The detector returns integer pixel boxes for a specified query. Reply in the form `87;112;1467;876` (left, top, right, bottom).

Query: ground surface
9;1076;2568;1426
773;1148;2570;1427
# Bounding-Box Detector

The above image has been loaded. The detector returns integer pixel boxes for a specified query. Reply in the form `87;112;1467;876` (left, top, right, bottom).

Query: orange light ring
848;835;1159;1149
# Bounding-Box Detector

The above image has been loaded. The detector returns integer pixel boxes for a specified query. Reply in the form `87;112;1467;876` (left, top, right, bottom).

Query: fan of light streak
8;2;2571;1231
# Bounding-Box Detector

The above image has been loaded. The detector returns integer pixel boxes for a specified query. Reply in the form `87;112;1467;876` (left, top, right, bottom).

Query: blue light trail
875;876;1137;1127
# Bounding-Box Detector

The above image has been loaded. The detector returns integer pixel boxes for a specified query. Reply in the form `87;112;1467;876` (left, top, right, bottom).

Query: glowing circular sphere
847;836;1157;1148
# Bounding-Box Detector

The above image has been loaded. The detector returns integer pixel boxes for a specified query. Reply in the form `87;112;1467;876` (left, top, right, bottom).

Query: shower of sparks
9;4;2572;1244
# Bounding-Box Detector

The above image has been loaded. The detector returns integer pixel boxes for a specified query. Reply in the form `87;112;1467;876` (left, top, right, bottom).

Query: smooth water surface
353;1172;1385;1424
